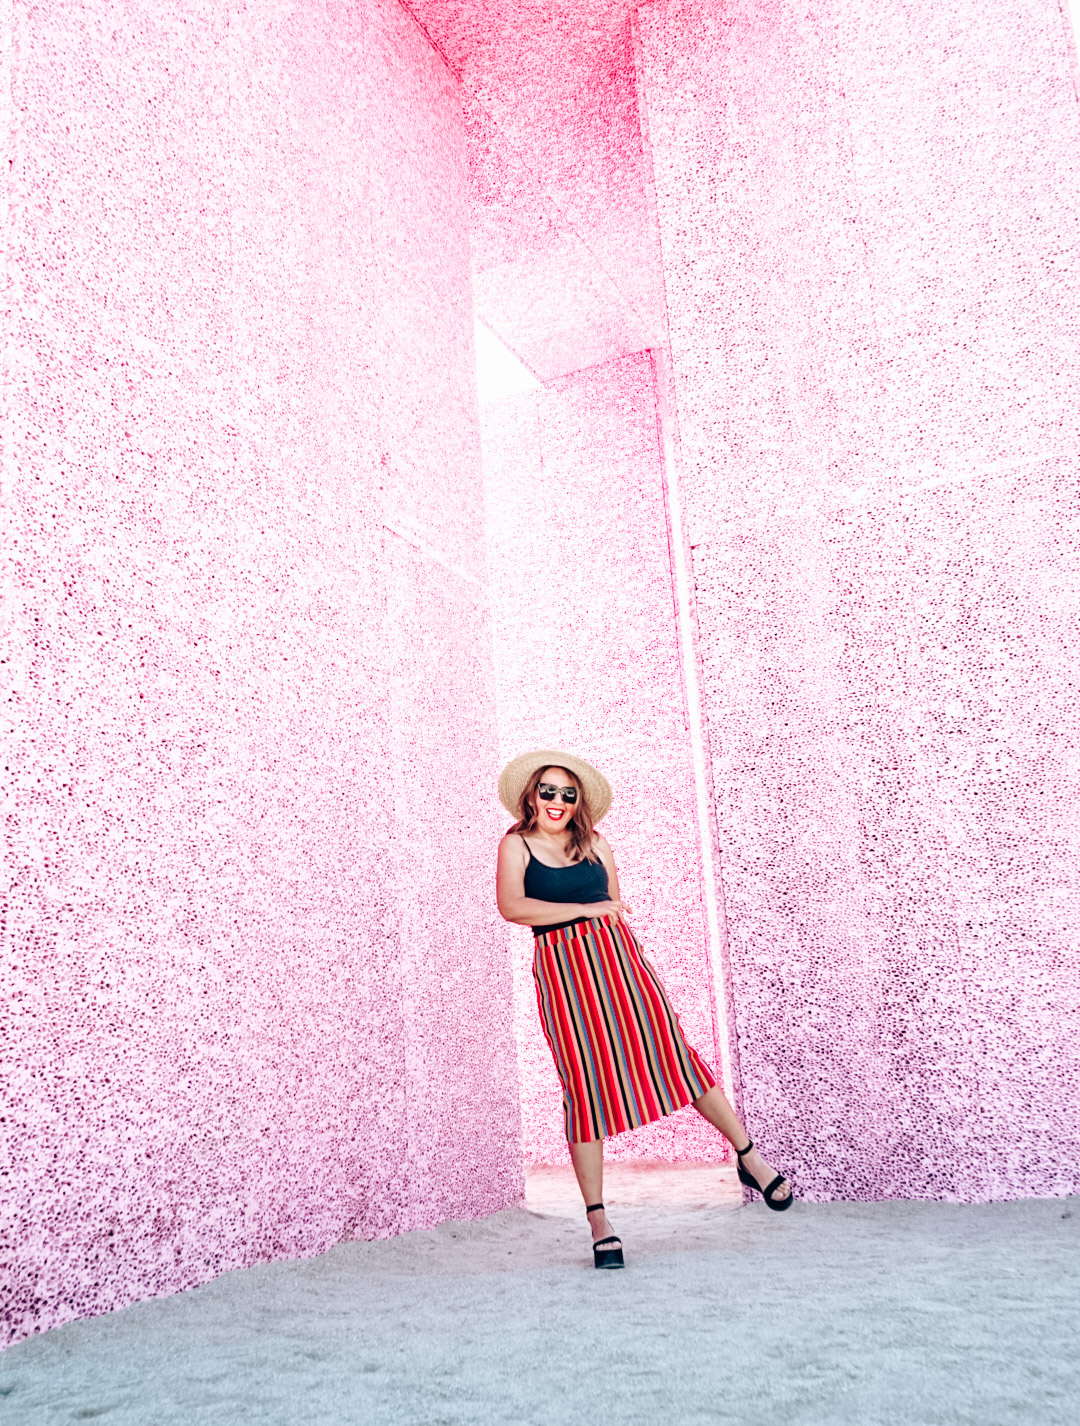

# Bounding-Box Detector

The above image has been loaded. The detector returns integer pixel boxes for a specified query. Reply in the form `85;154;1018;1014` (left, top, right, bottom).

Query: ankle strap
735;1137;753;1156
585;1202;604;1213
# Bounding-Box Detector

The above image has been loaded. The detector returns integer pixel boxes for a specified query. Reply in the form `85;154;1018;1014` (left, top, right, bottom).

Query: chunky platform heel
586;1202;625;1268
736;1139;792;1211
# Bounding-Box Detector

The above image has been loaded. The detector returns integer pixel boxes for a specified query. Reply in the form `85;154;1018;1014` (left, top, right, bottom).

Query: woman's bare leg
693;1085;791;1202
568;1137;620;1245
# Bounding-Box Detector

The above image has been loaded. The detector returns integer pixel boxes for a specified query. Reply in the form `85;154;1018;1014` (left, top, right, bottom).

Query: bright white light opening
474;317;542;404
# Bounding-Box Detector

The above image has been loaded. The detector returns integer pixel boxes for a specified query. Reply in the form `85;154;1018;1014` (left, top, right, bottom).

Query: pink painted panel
2;0;520;1347
639;0;1080;1200
481;353;726;1164
407;0;666;377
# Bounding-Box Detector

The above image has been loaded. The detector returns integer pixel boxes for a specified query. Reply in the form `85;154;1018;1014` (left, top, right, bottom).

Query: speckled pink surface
6;0;1080;1356
408;0;664;377
3;0;520;1346
637;0;1080;1201
480;352;725;1164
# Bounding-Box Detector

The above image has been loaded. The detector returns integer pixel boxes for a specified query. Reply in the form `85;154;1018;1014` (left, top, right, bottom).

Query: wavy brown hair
511;765;600;863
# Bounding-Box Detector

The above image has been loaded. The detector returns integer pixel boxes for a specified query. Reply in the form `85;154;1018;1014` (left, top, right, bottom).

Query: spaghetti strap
519;834;533;861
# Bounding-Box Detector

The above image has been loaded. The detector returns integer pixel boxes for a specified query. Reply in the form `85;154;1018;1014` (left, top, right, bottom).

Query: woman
496;749;791;1269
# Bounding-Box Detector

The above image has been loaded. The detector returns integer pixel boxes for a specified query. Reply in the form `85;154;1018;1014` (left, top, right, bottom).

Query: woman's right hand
594;900;632;921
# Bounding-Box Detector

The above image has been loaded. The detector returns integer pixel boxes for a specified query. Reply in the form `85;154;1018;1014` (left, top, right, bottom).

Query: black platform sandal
586;1202;625;1269
735;1139;792;1211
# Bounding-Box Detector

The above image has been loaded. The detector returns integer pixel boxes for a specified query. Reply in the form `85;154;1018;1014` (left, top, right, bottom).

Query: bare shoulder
593;833;614;857
499;830;527;857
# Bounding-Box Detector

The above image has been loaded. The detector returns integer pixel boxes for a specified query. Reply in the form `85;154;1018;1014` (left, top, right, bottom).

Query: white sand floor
2;1163;1078;1426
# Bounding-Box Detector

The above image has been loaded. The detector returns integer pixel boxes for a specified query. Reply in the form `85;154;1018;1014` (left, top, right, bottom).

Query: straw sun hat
498;749;613;824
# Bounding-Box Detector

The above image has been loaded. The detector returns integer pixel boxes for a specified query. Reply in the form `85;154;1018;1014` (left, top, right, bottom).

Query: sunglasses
537;783;579;805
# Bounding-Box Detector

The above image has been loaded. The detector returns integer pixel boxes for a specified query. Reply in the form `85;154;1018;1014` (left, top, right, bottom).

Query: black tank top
521;836;609;935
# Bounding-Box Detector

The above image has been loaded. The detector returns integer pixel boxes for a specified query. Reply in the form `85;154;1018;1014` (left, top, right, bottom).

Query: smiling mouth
545;807;566;821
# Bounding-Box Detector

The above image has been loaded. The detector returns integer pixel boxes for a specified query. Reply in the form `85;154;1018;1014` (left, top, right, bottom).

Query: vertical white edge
632;4;738;1109
652;350;737;1107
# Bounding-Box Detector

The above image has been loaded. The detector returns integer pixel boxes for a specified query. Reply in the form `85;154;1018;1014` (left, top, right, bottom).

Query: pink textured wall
407;0;663;378
480;352;726;1164
638;0;1080;1200
2;0;520;1346
7;0;1078;1355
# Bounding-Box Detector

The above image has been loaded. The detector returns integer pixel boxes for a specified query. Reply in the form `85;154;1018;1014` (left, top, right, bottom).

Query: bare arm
593;834;653;961
495;833;630;927
593;834;621;904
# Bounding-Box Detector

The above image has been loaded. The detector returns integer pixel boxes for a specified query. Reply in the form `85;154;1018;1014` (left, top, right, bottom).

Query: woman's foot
736;1142;792;1205
586;1203;624;1269
586;1203;622;1250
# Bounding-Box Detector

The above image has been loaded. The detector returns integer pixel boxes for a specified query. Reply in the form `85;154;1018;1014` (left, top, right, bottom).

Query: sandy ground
3;1164;1078;1426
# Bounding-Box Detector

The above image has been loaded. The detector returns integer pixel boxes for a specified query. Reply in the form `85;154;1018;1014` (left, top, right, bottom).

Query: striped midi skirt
532;914;716;1143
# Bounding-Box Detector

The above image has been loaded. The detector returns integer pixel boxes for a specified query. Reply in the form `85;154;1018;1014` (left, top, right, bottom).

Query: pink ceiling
404;0;666;377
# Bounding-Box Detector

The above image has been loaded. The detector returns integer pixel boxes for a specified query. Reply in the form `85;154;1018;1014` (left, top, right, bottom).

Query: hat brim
498;749;612;824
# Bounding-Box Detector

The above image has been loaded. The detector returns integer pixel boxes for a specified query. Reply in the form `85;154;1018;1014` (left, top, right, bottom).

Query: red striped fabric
532;914;716;1143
